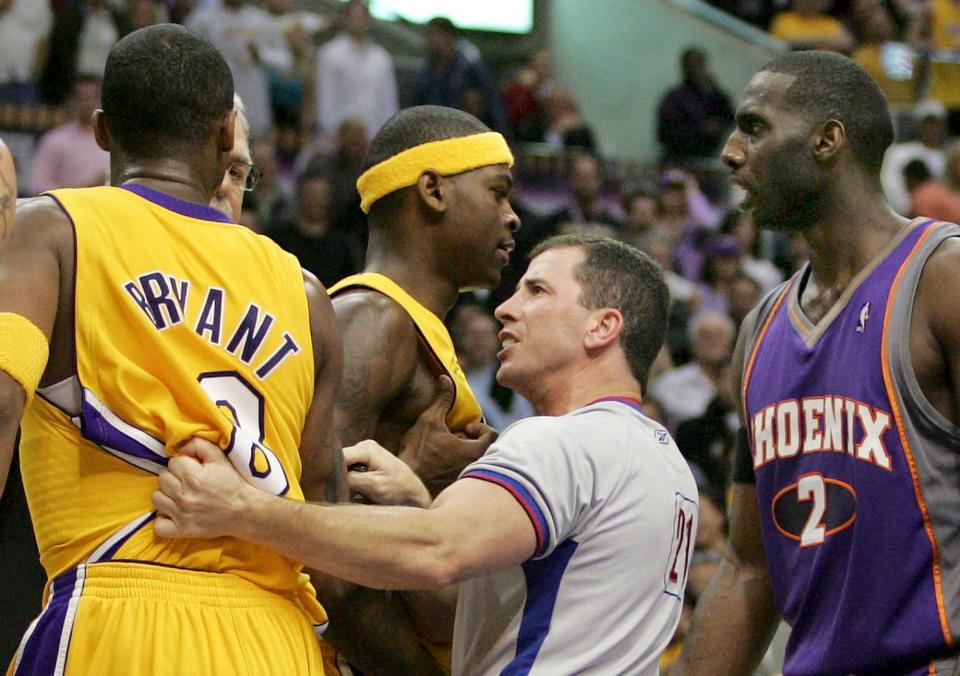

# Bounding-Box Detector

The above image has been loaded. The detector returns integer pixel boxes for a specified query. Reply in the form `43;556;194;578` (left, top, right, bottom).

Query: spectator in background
266;171;360;287
657;48;735;167
851;5;918;107
656;171;713;281
414;17;507;133
248;137;290;232
770;0;855;52
40;0;129;105
941;137;960;195
695;235;744;315
539;153;624;240
186;0;291;138
128;0;167;30
881;99;947;214
542;84;597;153
719;208;784;293
0;0;53;104
449;303;534;432
502;49;553;143
620;184;660;248
29;75;108;194
301;116;368;257
310;0;396;140
650;310;735;432
903;157;960;221
913;0;960;134
268;9;320;129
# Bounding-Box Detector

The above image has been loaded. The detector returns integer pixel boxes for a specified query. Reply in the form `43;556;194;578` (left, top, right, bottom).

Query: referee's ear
584;307;624;352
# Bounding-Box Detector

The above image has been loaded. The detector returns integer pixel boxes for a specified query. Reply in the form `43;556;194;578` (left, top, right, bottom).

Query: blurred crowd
5;0;960;670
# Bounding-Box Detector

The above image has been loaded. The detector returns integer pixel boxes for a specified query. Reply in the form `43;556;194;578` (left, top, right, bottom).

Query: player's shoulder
14;195;73;243
332;287;416;331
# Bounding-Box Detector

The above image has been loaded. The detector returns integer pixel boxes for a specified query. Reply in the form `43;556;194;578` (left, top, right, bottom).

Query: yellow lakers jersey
20;185;321;614
328;272;482;431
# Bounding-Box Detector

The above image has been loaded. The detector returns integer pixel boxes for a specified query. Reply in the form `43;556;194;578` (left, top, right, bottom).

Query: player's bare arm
909;237;960;427
0;140;15;247
321;289;447;676
297;270;346;504
674;322;780;675
154;436;537;589
0;198;74;498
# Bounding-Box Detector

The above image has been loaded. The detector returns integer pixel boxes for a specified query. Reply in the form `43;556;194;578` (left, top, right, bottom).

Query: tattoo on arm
0;150;14;243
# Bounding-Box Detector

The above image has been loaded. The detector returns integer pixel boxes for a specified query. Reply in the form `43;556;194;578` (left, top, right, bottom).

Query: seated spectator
538;153;624;239
695;234;745;315
655;171;713;281
881;99;948;214
643;232;699;308
657;48;734;166
650;310;735;432
727;270;762;329
29;75;108;194
852;6;918;106
620;184;659;248
903;158;960;222
266;171;360;287
719;208;784;293
128;0;168;30
770;0;855;52
449;303;534;431
413;17;507;133
542;85;597;153
502;49;553;143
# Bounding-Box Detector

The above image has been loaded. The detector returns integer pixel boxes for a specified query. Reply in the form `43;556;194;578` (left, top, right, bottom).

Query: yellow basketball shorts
8;561;329;676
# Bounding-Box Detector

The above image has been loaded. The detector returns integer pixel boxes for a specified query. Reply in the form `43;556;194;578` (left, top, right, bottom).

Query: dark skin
314;163;520;675
0;139;14;247
676;71;960;675
0;108;344;553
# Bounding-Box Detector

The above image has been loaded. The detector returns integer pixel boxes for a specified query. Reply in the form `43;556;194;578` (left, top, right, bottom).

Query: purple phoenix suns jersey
741;219;960;675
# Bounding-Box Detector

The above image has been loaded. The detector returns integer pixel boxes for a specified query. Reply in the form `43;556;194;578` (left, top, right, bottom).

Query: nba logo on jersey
856;302;870;333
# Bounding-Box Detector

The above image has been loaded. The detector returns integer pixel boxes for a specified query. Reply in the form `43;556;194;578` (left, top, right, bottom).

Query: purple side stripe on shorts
14;566;85;676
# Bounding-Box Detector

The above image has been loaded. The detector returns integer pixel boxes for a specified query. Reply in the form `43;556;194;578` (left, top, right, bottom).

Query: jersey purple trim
462;469;548;557
504;539;579;675
120;183;234;224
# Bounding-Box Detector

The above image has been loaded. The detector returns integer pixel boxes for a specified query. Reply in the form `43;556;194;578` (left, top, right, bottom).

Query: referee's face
493;246;592;396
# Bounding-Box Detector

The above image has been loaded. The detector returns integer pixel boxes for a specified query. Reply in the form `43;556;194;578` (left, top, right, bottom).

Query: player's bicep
431;477;537;579
299;271;345;502
332;292;417;445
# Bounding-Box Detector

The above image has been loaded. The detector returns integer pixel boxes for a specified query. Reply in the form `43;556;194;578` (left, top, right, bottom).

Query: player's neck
803;194;907;290
115;159;216;206
363;254;459;319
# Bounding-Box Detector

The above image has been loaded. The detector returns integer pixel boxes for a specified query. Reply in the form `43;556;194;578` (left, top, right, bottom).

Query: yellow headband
356;132;514;213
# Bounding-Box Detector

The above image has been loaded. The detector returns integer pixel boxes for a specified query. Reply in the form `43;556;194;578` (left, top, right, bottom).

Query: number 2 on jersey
198;371;290;496
664;493;698;599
